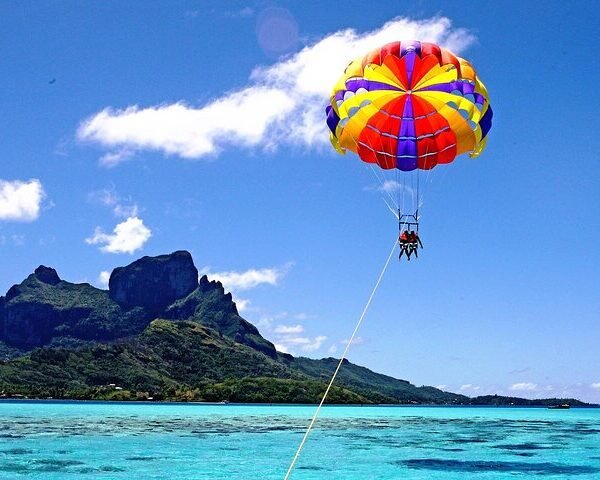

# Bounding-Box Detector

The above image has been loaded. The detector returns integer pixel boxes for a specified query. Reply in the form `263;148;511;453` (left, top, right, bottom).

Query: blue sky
1;1;599;402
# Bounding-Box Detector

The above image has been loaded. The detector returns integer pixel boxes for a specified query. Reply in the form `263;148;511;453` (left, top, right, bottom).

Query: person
412;230;423;249
407;230;423;259
399;230;409;260
407;231;416;259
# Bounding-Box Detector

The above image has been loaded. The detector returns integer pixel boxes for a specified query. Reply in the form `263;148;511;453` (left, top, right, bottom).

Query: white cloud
435;385;447;391
201;263;292;292
591;383;600;390
89;188;117;206
77;17;475;164
364;179;414;197
97;271;111;289
88;187;139;218
10;234;25;246
255;317;274;331
279;335;327;352
510;382;538;392
252;311;326;356
379;180;401;194
0;179;45;222
341;336;364;346
275;324;304;334
99;149;134;167
459;384;481;392
86;216;151;254
328;344;338;354
113;203;139;218
272;334;327;354
274;343;291;354
235;298;251;313
303;335;327;352
78;90;294;162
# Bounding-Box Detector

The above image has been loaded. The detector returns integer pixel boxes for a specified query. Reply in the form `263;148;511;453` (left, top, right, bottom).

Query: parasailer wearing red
410;230;423;248
398;230;410;260
408;230;423;259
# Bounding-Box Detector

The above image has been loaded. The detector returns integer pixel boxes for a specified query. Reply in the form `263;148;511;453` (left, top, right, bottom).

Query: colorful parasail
326;40;493;171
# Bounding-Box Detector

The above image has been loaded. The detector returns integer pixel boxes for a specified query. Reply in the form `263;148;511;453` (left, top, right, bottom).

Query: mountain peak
33;266;60;285
199;274;225;294
109;250;199;311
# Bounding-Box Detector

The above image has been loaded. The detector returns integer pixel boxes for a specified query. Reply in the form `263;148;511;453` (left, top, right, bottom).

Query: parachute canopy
326;40;493;171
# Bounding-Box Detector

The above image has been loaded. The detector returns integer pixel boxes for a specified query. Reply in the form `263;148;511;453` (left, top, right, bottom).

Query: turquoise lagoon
0;401;599;479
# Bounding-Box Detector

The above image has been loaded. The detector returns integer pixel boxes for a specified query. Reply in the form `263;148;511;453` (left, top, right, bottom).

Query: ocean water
0;402;599;479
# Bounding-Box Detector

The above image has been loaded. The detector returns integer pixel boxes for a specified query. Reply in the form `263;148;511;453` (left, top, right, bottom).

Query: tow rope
283;237;398;479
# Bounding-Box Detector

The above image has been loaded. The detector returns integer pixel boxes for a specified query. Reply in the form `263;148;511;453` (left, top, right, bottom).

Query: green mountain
0;251;588;406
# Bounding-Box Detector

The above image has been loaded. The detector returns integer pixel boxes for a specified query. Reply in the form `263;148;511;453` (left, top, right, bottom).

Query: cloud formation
86;216;151;254
379;180;402;194
234;298;251;313
200;263;292;319
88;186;139;218
510;382;538;392
252;310;325;356
275;324;304;334
0;179;45;222
459;384;481;393
99;149;134;168
97;271;111;288
201;263;292;291
77;17;475;165
275;334;327;354
341;336;364;346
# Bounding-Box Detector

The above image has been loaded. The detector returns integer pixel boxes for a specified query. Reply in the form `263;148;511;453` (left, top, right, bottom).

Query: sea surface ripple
0;402;599;479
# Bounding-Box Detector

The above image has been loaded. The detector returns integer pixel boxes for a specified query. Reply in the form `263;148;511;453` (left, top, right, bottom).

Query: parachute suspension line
401;171;406;220
410;171;415;215
283;238;398;480
383;197;399;220
416;168;420;224
422;163;433;208
366;164;398;209
417;142;427;215
395;167;401;214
